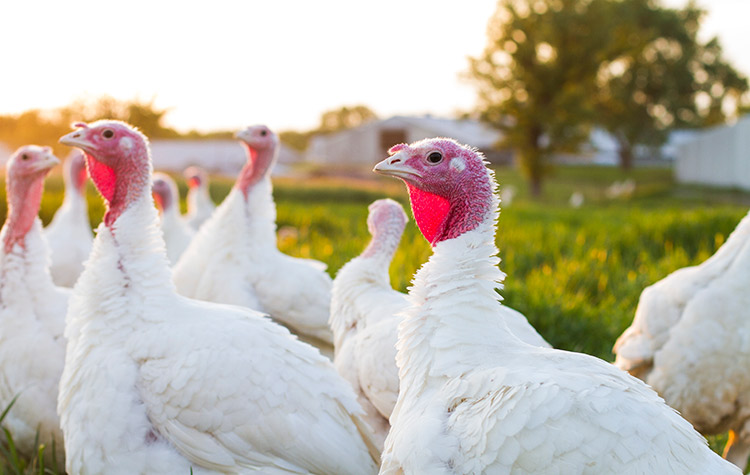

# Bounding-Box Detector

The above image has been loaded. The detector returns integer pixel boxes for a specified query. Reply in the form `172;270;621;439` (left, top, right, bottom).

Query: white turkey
173;125;334;354
43;149;93;287
152;172;195;265
183;166;215;231
332;197;551;451
330;198;411;448
0;145;67;464
58;121;379;474
614;209;750;470
374;138;739;474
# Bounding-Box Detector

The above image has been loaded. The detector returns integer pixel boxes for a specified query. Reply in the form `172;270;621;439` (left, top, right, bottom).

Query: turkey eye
21;154;29;161
102;129;114;139
260;130;267;136
427;151;443;164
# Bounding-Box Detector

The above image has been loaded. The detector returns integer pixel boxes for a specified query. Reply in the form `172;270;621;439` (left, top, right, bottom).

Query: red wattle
84;153;116;203
406;184;450;245
153;192;164;211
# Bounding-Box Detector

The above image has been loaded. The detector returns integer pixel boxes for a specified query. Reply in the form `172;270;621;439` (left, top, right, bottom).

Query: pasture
1;163;749;472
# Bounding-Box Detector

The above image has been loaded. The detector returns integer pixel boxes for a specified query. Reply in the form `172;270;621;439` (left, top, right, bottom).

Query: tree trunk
619;146;634;170
529;173;543;197
616;133;634;170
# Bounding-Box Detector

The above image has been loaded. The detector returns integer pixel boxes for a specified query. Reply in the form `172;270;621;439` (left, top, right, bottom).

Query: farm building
675;115;750;190
149;139;301;176
305;116;511;166
0;139;300;177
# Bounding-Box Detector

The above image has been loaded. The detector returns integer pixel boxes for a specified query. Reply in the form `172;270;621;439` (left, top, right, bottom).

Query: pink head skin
65;149;89;195
183;166;206;189
361;199;408;258
373;138;493;246
152;173;177;213
59;121;151;227
234;125;279;197
3;146;60;253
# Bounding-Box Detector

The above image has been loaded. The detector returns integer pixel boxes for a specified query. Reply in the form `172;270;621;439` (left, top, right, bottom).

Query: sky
1;0;748;134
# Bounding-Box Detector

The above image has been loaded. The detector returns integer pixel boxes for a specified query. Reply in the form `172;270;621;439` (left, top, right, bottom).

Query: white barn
306;116;508;166
675;115;750;190
149;140;301;176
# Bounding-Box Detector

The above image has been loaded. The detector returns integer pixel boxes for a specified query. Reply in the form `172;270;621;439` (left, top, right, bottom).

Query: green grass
1;164;749;471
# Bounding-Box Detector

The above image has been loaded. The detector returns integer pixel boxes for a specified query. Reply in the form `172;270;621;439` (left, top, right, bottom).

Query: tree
277;105;378;152
594;0;748;169
469;0;620;196
317;105;377;134
57;96;180;139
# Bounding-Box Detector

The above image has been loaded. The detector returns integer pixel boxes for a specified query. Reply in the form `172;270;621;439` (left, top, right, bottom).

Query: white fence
675;115;750;190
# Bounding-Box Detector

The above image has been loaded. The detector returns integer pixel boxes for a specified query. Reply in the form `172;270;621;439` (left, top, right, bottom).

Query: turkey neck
237;143;276;198
236;176;278;250
53;169;89;227
187;184;211;213
359;224;404;273
395;192;526;390
3;175;45;253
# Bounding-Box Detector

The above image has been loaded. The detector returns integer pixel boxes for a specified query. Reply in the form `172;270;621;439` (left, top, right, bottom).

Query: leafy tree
317;105;377;134
56;96;180;139
279;130;315;152
0;96;181;156
469;0;620;196
278;105;378;152
595;0;748;169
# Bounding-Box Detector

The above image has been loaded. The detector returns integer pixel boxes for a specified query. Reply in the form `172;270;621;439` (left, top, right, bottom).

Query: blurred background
2;0;750;362
2;0;749;196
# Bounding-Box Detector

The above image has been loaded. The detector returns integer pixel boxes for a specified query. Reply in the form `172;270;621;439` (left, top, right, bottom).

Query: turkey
0;145;67;464
58;121;379;474
614;209;750;470
374;138;739;474
43;149;93;287
183;166;215;231
173;125;334;354
152;172;195;265
331;198;552;449
330;198;411;448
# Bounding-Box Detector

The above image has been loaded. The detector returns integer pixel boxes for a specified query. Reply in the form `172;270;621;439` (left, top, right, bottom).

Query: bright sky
1;0;748;134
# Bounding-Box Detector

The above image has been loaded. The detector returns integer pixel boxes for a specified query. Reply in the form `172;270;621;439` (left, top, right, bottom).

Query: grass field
1;163;748;472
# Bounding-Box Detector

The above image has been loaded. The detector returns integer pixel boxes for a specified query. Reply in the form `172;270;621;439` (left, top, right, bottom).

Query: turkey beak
60;129;92;151
234;129;251;143
32;153;61;172
373;156;423;180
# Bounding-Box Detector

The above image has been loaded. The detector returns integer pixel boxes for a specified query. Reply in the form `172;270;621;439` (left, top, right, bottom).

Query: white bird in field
331;198;549;449
614;209;750;470
0;146;67;464
500;184;516;207
152;172;195;265
183;166;215;231
58;121;379;474
569;190;584;208
330;198;411;447
44;149;93;287
374;138;739;474
173;125;334;354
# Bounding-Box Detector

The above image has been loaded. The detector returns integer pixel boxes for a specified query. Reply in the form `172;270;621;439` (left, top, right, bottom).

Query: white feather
381;166;738;474
0;219;68;464
59;195;379;474
152;173;195;265
174;176;334;351
44;158;93;287
614;209;750;469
